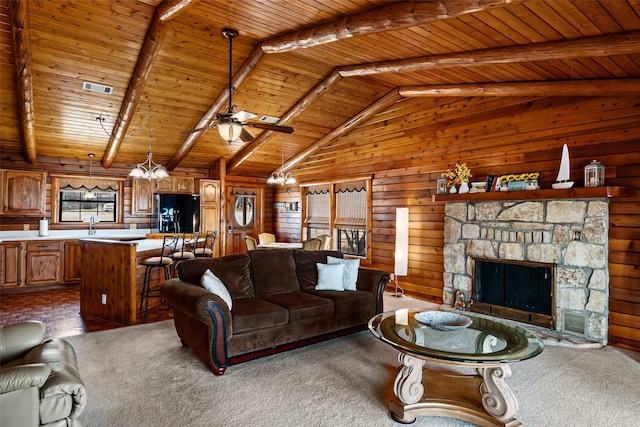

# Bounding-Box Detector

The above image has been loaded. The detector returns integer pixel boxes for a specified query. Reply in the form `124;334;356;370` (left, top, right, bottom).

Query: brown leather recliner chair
0;321;87;427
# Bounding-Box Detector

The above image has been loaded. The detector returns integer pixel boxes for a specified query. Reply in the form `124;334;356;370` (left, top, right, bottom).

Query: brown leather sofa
161;249;389;375
0;321;87;427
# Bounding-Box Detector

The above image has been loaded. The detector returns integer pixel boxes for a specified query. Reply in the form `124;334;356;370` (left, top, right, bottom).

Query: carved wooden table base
390;352;522;426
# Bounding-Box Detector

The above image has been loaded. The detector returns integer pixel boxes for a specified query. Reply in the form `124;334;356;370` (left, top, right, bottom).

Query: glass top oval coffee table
368;309;544;426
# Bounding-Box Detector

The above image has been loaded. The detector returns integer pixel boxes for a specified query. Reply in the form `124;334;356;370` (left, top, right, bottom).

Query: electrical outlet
23;224;29;231
130;223;137;229
101;294;107;305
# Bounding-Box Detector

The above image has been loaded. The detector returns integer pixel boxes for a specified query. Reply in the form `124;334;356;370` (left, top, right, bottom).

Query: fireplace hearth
443;199;609;344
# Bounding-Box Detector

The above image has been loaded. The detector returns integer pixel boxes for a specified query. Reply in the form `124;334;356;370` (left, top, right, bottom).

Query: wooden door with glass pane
225;187;261;254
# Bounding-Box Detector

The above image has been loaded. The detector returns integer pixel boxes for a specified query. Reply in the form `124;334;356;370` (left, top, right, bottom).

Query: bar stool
139;234;178;321
170;232;197;275
194;230;217;258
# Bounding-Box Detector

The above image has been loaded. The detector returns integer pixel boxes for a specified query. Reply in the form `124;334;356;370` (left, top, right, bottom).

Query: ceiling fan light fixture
217;121;244;143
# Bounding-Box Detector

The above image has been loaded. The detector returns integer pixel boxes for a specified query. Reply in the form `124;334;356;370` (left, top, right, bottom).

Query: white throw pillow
327;256;360;291
315;263;345;291
200;269;233;310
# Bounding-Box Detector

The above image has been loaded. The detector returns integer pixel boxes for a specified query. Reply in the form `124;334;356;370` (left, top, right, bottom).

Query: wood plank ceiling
1;0;639;178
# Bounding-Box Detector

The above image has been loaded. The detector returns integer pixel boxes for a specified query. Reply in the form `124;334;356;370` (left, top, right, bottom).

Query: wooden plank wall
278;95;640;352
273;186;302;242
0;155;208;231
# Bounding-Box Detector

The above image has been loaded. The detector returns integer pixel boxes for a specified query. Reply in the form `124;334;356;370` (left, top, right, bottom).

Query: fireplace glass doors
472;258;554;328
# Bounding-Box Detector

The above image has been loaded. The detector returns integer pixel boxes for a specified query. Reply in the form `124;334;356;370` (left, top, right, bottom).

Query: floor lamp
392;207;409;298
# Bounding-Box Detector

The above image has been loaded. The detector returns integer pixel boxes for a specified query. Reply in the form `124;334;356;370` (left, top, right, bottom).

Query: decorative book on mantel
485;172;540;192
552;144;574;189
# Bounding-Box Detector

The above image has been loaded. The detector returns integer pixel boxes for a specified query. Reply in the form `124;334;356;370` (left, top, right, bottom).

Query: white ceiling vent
82;81;113;94
259;115;280;124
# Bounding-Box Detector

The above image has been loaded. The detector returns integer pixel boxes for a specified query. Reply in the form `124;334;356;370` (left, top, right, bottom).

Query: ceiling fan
182;28;294;143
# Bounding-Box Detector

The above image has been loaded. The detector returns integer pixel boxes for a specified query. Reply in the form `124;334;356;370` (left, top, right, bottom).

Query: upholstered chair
302;237;323;250
0;321;87;427
258;232;276;245
317;234;332;250
245;236;258;251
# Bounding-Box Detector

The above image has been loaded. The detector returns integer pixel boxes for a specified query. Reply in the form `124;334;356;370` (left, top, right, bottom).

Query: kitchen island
80;238;168;325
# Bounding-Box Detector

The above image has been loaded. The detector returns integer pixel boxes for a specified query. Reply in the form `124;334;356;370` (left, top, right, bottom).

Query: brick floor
0;285;173;339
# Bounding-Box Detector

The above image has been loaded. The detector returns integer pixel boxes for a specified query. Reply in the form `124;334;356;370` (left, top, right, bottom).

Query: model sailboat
552;144;574;189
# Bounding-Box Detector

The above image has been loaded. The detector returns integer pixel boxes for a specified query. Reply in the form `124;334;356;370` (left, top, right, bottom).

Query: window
334;181;367;257
304;185;330;239
51;174;125;225
233;194;255;227
302;177;371;258
59;191;117;222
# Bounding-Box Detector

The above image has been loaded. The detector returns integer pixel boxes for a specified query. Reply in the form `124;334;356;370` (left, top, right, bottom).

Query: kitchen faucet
88;216;96;235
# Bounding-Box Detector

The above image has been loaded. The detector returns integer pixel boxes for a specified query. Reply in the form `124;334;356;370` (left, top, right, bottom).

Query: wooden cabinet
1;170;47;216
1;242;23;287
63;240;82;283
154;176;194;194
131;178;154;214
199;179;220;257
25;241;61;286
200;179;220;204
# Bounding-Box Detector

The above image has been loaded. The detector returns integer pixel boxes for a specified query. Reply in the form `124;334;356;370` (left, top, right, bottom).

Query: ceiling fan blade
239;128;254;142
245;122;294;134
180;123;218;135
233;110;257;122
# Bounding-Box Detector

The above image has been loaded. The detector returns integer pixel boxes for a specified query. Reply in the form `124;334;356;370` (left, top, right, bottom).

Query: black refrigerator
157;194;200;233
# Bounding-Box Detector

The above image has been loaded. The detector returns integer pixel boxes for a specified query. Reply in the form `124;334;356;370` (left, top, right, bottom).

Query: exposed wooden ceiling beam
227;31;640;173
9;0;36;164
339;32;640;77
261;0;519;53
280;90;403;174
279;77;640;174
398;79;640;97
101;0;199;169
166;45;265;171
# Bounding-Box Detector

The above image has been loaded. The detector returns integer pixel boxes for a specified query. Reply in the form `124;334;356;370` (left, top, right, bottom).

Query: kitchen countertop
80;238;167;252
0;229;150;243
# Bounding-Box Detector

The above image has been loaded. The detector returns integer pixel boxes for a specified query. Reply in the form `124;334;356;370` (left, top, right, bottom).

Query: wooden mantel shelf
432;186;634;202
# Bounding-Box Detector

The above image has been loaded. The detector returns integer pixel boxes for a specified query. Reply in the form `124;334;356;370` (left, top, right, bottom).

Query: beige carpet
65;312;640;427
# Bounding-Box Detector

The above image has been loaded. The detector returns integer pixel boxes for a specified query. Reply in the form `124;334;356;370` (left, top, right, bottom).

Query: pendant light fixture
218;28;243;143
267;138;296;185
86;153;96;199
129;106;169;180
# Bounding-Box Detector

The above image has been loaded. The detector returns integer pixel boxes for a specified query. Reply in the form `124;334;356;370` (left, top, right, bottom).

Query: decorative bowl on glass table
414;311;473;331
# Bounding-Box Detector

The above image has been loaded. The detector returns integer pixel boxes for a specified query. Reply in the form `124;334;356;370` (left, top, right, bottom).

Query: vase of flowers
442;162;472;194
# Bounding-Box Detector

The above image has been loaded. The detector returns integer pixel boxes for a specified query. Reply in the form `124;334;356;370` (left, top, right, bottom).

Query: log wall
0;155;208;231
278;95;640;352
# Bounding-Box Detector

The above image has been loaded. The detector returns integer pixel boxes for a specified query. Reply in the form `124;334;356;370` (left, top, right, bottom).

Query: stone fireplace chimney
443;199;609;343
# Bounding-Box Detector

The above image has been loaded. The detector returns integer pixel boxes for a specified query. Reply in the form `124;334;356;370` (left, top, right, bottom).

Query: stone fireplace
443;199;609;343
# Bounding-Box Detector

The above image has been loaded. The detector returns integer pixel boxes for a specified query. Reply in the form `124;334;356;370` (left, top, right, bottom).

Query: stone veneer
443;199;609;343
